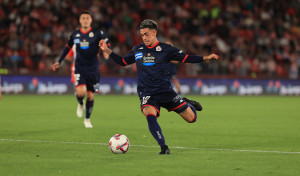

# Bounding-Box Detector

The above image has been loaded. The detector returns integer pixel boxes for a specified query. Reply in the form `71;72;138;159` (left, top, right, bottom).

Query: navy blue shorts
74;72;100;93
140;90;188;117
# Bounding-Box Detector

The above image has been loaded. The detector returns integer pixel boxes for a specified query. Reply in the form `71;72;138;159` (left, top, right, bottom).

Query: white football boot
76;103;84;118
84;118;93;128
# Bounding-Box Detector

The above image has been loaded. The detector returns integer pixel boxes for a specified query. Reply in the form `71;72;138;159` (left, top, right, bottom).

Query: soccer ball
109;134;130;154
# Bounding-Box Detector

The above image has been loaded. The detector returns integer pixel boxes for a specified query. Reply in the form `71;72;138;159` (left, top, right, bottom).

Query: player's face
79;14;92;28
140;28;157;46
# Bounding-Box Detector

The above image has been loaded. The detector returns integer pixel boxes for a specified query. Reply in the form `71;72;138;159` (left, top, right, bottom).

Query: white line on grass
1;138;299;154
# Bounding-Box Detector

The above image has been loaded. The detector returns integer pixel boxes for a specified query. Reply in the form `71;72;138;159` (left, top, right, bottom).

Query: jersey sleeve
58;33;74;64
168;45;189;62
110;47;136;66
168;46;204;63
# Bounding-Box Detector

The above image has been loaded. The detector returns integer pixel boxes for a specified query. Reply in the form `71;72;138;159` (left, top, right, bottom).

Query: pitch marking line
1;138;299;154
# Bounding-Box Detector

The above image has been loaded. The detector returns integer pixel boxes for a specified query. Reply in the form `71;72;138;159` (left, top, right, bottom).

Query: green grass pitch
0;95;299;176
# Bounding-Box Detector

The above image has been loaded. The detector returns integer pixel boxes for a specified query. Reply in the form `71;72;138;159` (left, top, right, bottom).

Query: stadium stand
0;0;299;79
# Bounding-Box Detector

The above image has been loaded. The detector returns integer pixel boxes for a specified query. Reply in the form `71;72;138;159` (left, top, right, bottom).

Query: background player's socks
76;95;84;105
187;102;197;123
146;114;166;147
76;95;85;118
85;99;94;119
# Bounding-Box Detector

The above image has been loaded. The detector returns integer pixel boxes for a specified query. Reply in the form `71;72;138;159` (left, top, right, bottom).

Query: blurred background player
165;40;182;95
52;11;110;128
100;19;218;154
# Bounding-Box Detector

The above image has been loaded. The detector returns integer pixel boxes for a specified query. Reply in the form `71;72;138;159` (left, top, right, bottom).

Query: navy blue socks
76;94;84;105
146;114;166;147
85;99;94;119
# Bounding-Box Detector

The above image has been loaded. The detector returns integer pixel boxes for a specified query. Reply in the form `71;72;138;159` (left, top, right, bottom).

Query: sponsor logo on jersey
138;47;143;50
135;52;143;60
74;39;80;44
89;32;94;37
142;53;156;66
80;39;89;49
75;33;80;37
156;46;162;51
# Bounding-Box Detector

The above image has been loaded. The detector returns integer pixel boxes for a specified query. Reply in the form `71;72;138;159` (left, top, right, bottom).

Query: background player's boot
159;145;170;155
84;118;93;128
76;103;85;118
183;97;203;111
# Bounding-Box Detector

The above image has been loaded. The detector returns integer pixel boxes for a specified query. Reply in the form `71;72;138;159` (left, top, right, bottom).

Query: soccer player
99;19;218;154
52;11;109;128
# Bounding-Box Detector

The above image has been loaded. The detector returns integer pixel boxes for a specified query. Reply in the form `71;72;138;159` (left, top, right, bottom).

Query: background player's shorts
74;72;100;93
140;89;188;117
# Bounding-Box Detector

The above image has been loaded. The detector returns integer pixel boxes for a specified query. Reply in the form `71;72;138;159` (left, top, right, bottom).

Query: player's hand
204;54;218;60
52;62;60;71
99;40;112;56
99;40;108;51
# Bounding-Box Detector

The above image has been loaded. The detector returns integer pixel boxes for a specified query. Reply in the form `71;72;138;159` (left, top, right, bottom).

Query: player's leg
178;106;197;123
141;97;170;154
74;72;87;118
83;91;94;128
82;73;100;128
163;91;198;123
75;85;86;118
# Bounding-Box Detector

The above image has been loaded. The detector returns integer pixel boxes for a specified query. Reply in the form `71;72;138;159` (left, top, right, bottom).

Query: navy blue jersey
59;28;109;74
110;41;201;97
168;63;178;76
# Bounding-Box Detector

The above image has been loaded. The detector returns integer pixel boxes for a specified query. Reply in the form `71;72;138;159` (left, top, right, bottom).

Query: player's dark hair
140;19;158;30
79;11;92;18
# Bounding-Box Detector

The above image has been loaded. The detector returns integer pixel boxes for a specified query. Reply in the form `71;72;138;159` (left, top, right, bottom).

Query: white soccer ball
109;134;130;154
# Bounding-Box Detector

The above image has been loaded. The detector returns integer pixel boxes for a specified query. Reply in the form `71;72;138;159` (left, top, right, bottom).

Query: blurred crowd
0;0;300;79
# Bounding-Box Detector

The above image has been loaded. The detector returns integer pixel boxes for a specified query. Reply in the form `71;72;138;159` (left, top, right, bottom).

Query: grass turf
0;95;299;176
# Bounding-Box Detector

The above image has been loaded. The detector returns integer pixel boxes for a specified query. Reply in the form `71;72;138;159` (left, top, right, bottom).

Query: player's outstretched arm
178;54;219;63
52;45;72;71
99;40;134;66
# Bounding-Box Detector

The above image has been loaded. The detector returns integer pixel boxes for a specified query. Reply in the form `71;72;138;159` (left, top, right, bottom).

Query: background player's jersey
66;28;108;74
120;42;188;96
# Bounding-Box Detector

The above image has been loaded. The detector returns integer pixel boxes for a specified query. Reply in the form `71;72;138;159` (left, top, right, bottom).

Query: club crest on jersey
156;46;162;51
89;32;94;38
80;39;89;49
135;52;143;60
142;53;156;66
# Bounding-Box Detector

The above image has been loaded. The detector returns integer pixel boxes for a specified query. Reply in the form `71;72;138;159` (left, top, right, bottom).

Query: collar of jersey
146;41;160;49
80;27;92;34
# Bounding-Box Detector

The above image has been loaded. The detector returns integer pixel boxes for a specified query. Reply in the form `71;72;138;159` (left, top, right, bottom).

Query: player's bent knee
142;106;157;117
186;114;196;123
86;92;94;100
